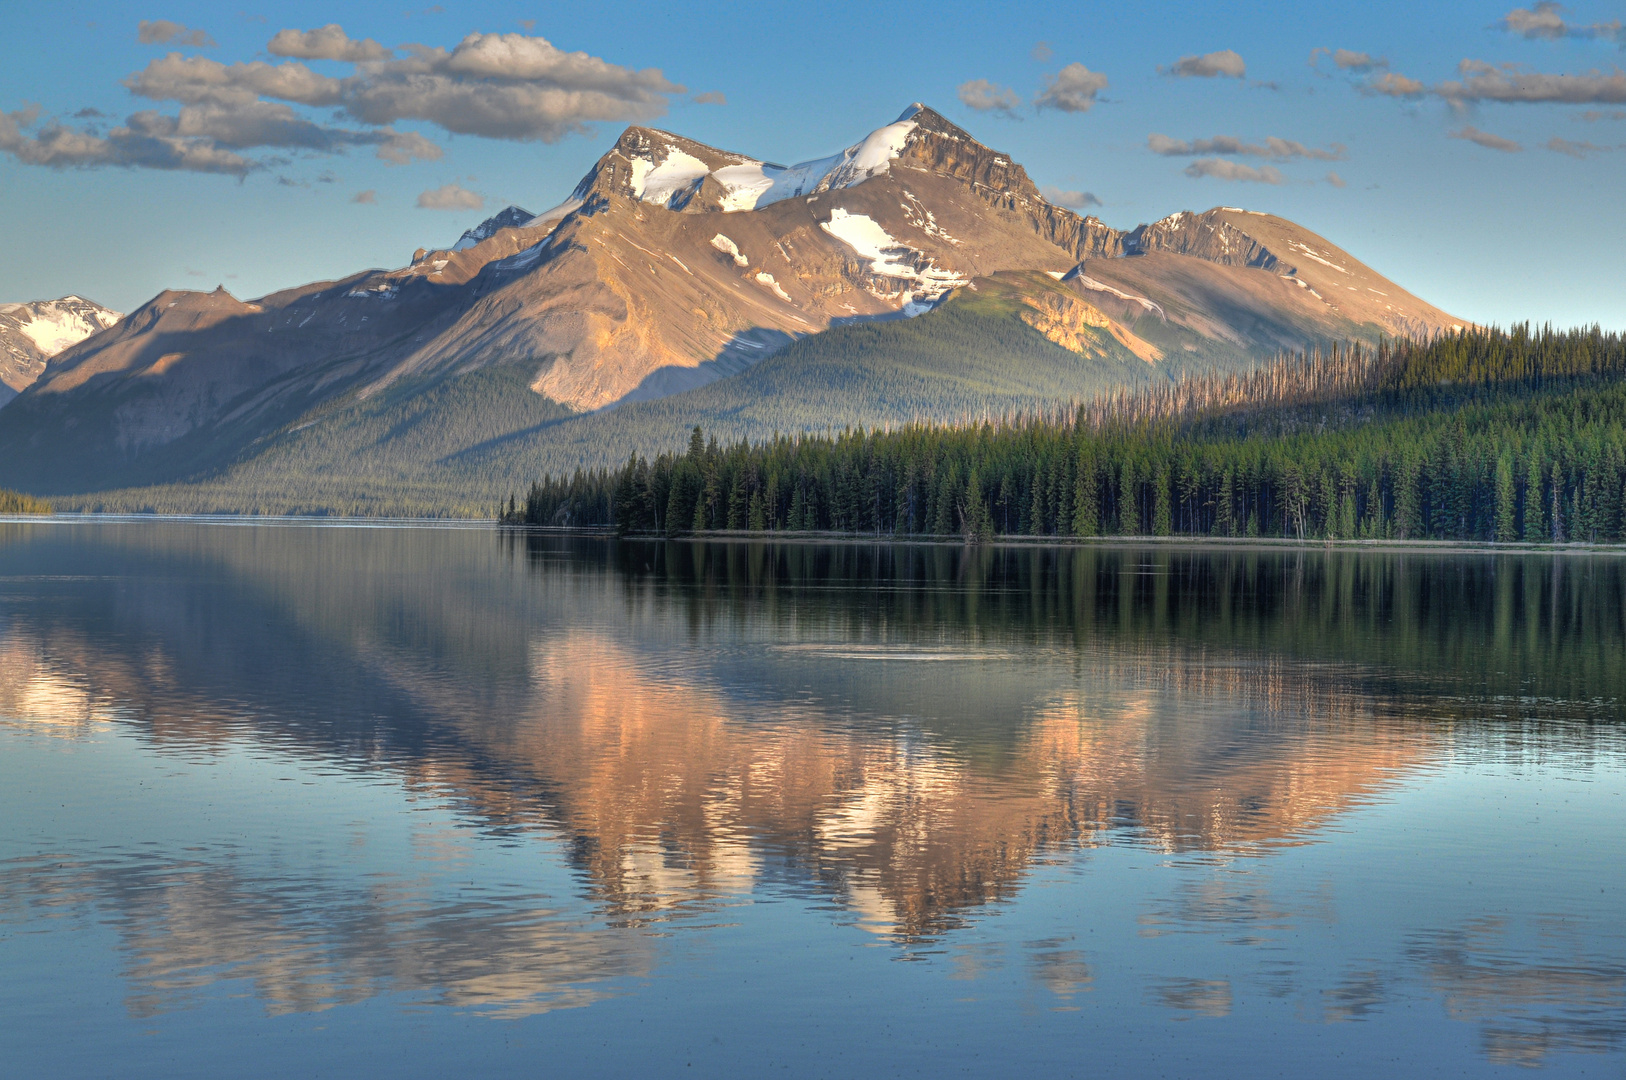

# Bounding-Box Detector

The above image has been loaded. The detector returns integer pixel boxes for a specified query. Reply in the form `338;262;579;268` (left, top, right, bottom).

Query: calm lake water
1;521;1623;1078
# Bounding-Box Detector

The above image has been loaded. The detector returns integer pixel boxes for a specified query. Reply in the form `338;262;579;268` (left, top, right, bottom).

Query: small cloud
352;189;377;203
1577;109;1626;120
137;19;217;47
275;175;305;187
1368;72;1428;97
518;18;536;32
185;267;206;276
958;78;1022;115
1450;125;1523;152
267;24;393;62
691;91;726;105
1546;135;1611;155
1325;170;1347;187
1183;158;1284;183
72;107;105;119
376;129;442;165
1163;50;1246;79
316;170;336;183
1040;185;1102;209
416;182;482;210
1032;42;1053;63
1333;49;1387;71
1034;63;1109;112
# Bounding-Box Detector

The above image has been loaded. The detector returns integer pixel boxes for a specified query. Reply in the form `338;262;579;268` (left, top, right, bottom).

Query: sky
2;0;1624;328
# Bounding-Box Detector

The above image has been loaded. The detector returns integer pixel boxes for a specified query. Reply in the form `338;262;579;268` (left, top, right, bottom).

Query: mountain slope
0;104;1469;512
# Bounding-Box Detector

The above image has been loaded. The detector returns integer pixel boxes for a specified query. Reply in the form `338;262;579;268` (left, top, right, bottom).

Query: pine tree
1495;454;1517;543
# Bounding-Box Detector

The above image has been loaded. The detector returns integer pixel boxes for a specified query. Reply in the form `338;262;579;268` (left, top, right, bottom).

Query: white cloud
958;79;1022;114
137;20;216;48
1034;63;1108;112
1147;133;1344;160
1450;125;1523;152
339;32;684;141
1325;170;1347;187
4;28;685;178
267;24;392;62
124;54;343;108
691;91;726;105
416;182;483;209
1164;50;1246;79
352;189;378;203
1040;185;1101;209
1182;158;1284;183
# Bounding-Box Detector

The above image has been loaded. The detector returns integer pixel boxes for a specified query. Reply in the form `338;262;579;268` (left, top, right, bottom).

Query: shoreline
7;513;1626;556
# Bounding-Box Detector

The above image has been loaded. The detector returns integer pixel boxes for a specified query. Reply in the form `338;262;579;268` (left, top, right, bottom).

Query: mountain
0;295;121;406
0;104;1467;513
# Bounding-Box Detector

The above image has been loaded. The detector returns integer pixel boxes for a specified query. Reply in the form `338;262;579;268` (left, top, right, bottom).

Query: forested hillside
511;325;1626;544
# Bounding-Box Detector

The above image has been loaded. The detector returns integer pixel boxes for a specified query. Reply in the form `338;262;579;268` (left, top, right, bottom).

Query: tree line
503;325;1626;544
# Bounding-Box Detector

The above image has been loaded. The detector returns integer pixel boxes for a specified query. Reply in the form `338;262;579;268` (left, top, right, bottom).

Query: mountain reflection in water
1;523;1622;1074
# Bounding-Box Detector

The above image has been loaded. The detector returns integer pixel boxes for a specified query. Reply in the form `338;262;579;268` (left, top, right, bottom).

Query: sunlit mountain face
2;525;1623;1070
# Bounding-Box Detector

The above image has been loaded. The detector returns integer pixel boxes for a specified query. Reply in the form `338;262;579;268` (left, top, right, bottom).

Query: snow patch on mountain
710;234;749;267
0;296;122;358
819;208;966;308
631;147;713;207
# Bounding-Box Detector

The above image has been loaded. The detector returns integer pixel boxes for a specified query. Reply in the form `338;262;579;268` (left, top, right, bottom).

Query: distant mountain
0;104;1467;512
0;295;121;406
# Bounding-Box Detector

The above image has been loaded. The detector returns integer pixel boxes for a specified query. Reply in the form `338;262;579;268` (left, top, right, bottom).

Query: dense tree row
0;488;51;514
504;326;1626;543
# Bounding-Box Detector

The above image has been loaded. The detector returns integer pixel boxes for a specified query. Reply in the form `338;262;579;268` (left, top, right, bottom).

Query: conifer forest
504;325;1626;544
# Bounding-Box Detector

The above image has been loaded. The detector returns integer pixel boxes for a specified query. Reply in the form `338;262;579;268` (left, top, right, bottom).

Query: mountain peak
452;206;536;252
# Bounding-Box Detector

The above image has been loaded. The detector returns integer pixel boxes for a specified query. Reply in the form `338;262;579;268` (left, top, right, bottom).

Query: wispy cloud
691;91;726;105
1147;133;1344;160
1324;170;1347;187
1546;135;1615;155
1498;2;1625;44
1163;50;1246;79
1439;60;1626;105
137;20;216;48
352;189;377;203
1183;158;1283;182
1450;125;1524;151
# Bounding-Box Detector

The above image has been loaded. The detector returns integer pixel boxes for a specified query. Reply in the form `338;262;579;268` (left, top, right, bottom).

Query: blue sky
3;0;1624;327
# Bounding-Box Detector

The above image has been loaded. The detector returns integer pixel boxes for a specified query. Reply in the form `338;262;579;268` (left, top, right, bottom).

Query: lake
1;520;1623;1078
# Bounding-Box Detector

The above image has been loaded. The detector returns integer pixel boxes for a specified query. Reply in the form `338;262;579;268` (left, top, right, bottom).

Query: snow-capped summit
0;295;122;404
